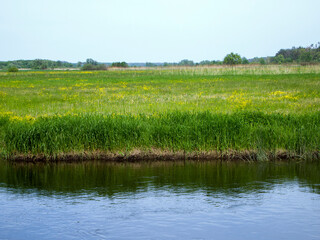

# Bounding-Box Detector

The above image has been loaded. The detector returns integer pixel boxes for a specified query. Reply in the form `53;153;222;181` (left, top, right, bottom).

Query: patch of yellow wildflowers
9;115;35;122
227;91;252;109
142;85;152;90
269;91;299;101
59;87;73;91
73;83;93;87
111;93;125;100
119;82;128;88
0;111;13;116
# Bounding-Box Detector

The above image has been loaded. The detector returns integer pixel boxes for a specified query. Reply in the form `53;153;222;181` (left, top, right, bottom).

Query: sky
1;0;320;62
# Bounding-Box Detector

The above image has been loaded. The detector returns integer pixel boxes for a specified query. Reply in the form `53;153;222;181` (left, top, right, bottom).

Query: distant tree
273;43;320;63
223;53;242;65
111;62;129;68
250;57;261;63
314;52;320;62
241;57;249;64
198;60;221;65
146;62;156;67
299;50;312;62
77;62;82;68
7;65;18;72
178;59;194;66
86;58;98;65
40;62;48;69
95;64;108;70
81;63;107;71
81;64;92;70
1;59;74;70
31;59;49;69
163;62;178;66
285;57;293;63
56;60;62;68
259;58;266;65
213;60;222;65
32;59;43;69
122;62;129;67
273;54;285;64
199;60;212;66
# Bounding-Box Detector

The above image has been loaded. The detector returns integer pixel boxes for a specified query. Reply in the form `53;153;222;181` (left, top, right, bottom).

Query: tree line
0;59;74;70
158;42;320;66
78;60;129;70
272;43;320;64
1;42;319;71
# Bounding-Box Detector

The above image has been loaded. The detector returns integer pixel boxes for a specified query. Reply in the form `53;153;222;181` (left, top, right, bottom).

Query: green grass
0;65;320;160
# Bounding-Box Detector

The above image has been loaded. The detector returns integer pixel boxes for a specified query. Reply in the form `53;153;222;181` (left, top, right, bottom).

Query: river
0;160;319;239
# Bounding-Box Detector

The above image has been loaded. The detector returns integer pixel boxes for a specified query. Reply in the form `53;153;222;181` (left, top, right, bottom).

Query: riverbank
6;150;320;163
1;112;319;162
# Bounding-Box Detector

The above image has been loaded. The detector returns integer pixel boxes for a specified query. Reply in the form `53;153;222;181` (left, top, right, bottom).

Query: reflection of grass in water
0;161;319;196
1;112;319;159
0;66;319;159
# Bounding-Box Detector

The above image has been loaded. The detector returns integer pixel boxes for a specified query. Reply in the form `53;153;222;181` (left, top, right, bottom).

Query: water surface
0;160;320;239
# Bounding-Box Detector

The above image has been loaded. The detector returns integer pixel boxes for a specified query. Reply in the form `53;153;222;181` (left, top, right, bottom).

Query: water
0;160;320;240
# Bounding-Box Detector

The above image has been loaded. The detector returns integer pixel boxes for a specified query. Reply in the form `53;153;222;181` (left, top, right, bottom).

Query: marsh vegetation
0;65;319;160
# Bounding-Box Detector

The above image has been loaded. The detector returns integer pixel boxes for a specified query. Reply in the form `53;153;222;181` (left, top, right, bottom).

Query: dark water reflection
1;160;320;239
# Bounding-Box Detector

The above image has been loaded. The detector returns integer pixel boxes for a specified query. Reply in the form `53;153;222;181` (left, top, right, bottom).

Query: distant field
0;65;319;160
1;65;320;117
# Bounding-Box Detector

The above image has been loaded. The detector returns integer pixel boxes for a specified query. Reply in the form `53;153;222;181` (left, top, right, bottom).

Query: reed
1;112;319;160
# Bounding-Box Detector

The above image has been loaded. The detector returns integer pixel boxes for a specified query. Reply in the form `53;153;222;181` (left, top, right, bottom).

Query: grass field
0;65;320;160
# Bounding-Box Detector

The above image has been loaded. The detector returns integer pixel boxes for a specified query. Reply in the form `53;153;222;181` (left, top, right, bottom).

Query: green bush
7;66;19;72
111;62;129;68
81;63;107;71
242;57;249;64
259;58;266;65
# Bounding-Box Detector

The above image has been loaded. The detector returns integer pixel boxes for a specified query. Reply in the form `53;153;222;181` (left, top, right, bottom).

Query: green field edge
1;111;319;162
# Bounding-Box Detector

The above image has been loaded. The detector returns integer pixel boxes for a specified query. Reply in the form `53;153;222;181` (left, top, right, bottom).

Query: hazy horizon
1;0;319;62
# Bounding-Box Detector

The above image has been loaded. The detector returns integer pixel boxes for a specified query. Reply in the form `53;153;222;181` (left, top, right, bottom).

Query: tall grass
1;112;319;160
111;64;320;75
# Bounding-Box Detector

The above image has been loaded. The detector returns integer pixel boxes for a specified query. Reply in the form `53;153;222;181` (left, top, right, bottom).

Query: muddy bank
4;149;320;163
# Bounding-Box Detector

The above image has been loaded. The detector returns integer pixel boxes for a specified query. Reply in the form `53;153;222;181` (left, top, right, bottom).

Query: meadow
0;65;319;161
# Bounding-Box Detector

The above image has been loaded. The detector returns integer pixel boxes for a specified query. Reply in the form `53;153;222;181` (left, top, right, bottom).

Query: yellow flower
10;116;23;121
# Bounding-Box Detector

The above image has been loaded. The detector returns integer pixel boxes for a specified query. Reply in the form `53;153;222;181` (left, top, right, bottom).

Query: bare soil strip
6;149;319;163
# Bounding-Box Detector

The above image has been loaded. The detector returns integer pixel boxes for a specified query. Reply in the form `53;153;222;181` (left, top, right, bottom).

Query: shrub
241;57;249;64
81;63;107;71
259;58;266;65
111;62;129;68
7;66;19;72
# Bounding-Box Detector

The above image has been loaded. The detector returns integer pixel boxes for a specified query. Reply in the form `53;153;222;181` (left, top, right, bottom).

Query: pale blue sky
1;0;319;62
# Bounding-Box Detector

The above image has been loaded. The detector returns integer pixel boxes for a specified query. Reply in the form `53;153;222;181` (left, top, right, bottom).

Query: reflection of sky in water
0;161;320;239
1;182;320;240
